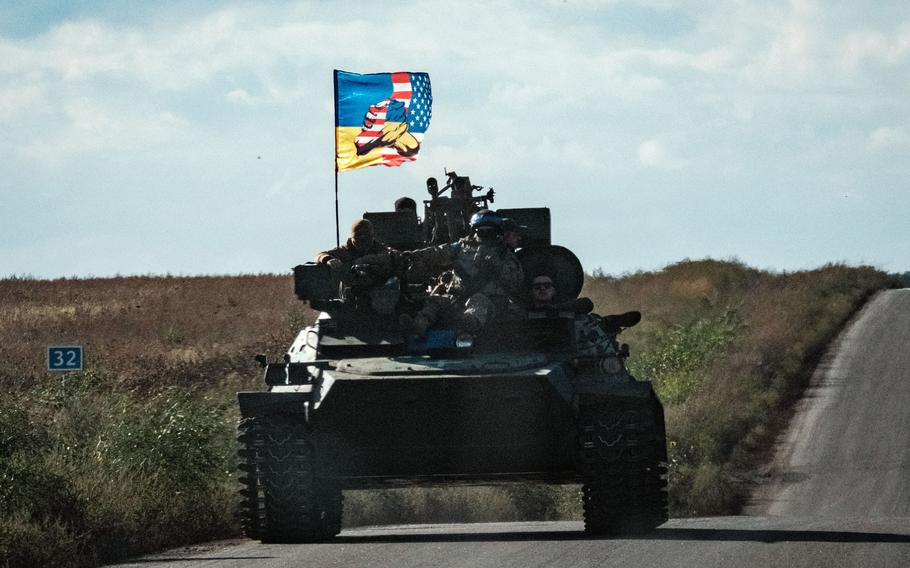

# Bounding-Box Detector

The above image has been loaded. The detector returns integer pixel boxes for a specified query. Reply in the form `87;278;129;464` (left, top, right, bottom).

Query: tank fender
238;392;311;420
264;361;331;386
570;375;656;400
556;371;659;419
546;365;657;406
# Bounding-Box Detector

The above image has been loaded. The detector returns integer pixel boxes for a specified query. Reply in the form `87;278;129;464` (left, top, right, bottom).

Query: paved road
113;290;910;568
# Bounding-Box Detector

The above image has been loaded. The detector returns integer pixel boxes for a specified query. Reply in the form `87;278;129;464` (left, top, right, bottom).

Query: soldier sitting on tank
525;270;592;313
316;218;393;271
526;270;636;362
399;210;524;336
528;272;557;308
315;218;401;304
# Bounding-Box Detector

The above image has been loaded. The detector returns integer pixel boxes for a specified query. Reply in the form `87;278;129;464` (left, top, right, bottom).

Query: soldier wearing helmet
399;209;524;336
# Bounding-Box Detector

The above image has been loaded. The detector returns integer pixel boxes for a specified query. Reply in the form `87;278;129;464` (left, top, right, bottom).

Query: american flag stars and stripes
407;73;432;134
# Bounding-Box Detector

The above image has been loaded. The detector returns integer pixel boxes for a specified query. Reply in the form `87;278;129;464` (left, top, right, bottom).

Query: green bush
0;511;84;568
0;402;90;568
630;308;743;404
0;385;238;567
94;388;233;488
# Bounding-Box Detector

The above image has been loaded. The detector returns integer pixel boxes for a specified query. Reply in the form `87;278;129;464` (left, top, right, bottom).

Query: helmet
469;210;503;230
394;196;417;212
469;210;504;241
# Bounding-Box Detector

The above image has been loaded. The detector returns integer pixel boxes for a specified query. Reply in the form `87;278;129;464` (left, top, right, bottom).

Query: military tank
237;172;668;542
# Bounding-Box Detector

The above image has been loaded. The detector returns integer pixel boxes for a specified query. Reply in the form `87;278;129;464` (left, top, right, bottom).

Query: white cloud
763;0;819;82
840;24;910;71
617;46;737;73
638;138;687;169
869;126;909;149
488;82;553;109
731;101;755;123
0;83;47;121
420;141;510;177
20;100;188;163
0;10;358;93
266;167;302;197
226;88;257;106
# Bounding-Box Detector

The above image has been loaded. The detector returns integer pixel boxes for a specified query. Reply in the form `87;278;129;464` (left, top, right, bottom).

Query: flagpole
334;170;340;247
333;70;340;247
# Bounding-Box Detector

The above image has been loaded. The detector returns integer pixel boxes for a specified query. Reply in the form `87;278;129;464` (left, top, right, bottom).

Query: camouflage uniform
573;314;615;358
315;238;392;266
404;236;524;332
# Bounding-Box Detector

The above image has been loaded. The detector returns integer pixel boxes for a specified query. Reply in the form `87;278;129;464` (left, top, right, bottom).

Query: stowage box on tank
237;172;668;542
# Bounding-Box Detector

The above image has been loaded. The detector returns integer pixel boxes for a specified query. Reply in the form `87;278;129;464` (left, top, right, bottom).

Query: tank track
237;414;343;543
576;396;668;535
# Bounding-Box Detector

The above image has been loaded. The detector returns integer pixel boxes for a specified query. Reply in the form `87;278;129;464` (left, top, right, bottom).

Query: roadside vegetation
585;260;895;514
0;275;297;567
0;262;896;566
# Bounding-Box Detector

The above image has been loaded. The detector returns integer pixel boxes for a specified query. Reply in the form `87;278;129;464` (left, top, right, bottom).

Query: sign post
48;345;83;400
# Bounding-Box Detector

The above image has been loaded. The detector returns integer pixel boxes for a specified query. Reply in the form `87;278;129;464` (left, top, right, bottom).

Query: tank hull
238;364;662;489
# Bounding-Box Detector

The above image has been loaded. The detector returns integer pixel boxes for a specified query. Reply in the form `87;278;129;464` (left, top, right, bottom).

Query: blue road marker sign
48;346;83;372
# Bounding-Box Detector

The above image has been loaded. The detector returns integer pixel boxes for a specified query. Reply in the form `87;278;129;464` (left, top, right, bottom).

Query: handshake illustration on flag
334;70;432;172
355;98;420;156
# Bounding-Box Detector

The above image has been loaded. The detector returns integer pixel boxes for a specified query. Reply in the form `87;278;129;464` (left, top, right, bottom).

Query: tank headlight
455;333;474;349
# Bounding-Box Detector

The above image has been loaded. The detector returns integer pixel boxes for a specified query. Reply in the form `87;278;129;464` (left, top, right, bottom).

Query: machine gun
362;169;549;251
423;170;495;245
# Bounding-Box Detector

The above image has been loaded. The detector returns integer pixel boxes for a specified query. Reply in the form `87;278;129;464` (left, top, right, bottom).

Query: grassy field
0;262;897;566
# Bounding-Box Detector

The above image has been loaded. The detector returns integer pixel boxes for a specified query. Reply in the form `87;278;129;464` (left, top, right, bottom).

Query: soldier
528;273;557;308
525;270;619;360
394;196;417;214
315;219;392;270
400;210;524;336
502;218;523;251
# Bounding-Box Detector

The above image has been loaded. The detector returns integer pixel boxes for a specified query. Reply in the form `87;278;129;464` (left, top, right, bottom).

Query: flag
334;70;432;172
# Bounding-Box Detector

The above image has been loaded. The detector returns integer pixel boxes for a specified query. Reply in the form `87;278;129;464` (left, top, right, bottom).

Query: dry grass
0;274;311;392
0;262;896;566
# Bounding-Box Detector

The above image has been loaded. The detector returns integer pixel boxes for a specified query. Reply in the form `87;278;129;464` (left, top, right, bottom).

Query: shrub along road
110;289;910;568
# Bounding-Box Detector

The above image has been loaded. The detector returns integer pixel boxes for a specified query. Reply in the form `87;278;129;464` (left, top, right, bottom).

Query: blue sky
2;0;909;278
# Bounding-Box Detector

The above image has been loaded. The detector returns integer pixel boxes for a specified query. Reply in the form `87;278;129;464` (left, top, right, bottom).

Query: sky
2;0;909;279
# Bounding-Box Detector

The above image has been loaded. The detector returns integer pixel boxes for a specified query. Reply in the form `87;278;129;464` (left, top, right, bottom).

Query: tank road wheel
576;398;668;536
236;414;343;543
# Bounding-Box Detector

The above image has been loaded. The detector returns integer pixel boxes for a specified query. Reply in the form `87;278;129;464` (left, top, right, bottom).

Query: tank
236;172;668;542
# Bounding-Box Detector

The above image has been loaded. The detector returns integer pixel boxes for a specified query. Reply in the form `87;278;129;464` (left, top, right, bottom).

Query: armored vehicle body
237;172;668;542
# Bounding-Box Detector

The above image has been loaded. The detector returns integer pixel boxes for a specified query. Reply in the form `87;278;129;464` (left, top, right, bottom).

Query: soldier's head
502;218;523;250
394;196;417;214
350;218;374;249
469;209;504;243
529;273;557;307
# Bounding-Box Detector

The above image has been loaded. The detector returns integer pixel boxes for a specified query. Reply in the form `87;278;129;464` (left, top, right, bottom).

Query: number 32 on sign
48;346;83;372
